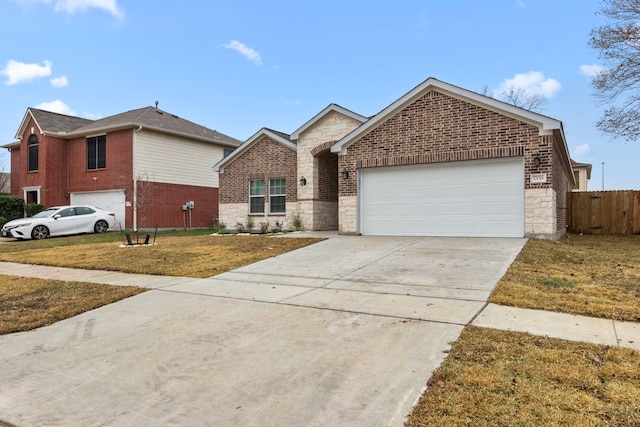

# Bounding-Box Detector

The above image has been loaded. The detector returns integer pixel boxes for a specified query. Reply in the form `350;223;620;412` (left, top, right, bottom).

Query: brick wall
552;141;572;231
10;147;20;195
135;181;218;228
219;134;297;205
338;90;554;197
317;153;338;201
67;129;134;196
13;118;64;205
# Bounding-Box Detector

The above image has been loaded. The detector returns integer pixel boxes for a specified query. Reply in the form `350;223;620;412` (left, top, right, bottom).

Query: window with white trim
249;179;265;214
269;178;286;214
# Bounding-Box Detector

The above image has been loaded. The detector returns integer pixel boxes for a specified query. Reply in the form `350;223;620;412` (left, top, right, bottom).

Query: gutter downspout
132;125;143;231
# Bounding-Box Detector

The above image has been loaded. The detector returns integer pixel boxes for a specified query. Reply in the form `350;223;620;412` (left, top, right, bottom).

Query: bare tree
500;87;546;112
589;0;640;140
133;172;156;230
0;152;10;194
480;85;546;112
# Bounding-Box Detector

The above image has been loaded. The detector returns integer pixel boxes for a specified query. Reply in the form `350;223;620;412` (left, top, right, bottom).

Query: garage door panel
360;159;524;237
71;190;125;229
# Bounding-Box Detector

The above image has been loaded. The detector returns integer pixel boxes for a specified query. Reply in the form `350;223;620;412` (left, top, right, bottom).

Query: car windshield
31;208;59;218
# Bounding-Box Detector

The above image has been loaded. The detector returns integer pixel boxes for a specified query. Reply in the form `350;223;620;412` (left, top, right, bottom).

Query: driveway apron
0;236;525;426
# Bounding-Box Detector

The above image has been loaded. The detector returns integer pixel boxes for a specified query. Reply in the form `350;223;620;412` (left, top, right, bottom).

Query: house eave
2;141;20;149
49;123;240;147
14;109;42;140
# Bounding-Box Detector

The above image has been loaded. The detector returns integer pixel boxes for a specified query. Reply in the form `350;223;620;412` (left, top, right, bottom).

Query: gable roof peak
331;76;566;155
290;103;368;140
15;108;95;139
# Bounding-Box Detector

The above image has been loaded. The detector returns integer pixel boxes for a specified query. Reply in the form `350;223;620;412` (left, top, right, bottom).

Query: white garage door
360;158;524;237
71;190;126;230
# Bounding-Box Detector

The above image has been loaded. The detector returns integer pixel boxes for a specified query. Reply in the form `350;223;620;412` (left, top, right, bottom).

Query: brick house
216;77;575;239
4;106;241;229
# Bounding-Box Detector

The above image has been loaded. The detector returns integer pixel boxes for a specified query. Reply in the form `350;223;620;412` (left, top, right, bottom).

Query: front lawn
0;275;145;335
490;234;640;321
406;327;640;426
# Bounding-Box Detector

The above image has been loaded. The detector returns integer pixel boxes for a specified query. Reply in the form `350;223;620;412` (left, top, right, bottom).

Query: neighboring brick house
217;77;575;239
4;106;241;229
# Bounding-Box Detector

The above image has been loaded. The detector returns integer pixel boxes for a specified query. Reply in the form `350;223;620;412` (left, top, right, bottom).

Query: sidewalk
1;261;638;350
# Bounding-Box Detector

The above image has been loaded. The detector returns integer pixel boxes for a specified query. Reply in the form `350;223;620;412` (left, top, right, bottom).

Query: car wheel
31;225;49;240
94;220;109;233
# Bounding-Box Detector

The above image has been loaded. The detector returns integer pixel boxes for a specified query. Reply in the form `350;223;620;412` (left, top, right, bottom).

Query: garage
71;190;126;230
359;158;524;237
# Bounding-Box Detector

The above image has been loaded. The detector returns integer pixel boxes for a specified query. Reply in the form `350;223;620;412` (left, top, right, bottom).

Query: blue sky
1;0;638;190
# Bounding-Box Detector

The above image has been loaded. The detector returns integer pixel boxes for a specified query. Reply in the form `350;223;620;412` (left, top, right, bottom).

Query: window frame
249;179;265;214
269;178;286;214
27;134;38;172
87;135;107;170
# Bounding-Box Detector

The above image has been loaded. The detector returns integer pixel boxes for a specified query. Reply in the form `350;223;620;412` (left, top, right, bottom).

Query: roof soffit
15;109;42;139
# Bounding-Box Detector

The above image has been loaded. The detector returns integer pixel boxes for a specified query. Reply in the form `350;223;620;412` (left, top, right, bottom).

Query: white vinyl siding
359;158;524;238
135;129;224;187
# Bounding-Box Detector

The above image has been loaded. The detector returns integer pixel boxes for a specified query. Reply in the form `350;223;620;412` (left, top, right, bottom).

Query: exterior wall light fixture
300;176;307;187
342;169;349;180
534;155;542;168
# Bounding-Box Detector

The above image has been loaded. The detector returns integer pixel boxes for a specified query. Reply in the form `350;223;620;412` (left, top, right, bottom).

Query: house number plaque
530;173;547;184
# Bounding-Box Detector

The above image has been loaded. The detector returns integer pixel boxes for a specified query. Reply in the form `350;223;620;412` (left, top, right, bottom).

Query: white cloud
12;0;123;17
54;0;123;18
35;100;76;116
579;64;607;77
494;71;561;99
1;59;52;85
50;75;68;88
223;40;263;66
573;144;591;157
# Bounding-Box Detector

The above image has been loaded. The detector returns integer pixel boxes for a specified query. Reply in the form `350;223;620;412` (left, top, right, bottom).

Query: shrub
0;195;24;222
24;203;46;217
291;212;303;231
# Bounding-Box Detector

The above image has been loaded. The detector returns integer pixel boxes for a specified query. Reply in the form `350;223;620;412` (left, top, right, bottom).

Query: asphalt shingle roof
29;108;94;133
28;106;241;147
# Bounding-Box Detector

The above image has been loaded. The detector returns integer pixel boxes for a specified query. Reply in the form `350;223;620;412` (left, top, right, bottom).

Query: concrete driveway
0;235;525;426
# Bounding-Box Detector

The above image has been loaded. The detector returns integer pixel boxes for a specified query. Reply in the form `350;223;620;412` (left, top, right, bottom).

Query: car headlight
12;223;31;229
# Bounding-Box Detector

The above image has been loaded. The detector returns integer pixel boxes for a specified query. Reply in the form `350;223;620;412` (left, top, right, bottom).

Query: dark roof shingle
28;106;241;147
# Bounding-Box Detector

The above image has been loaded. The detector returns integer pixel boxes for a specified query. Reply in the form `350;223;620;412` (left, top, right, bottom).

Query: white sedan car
1;205;117;240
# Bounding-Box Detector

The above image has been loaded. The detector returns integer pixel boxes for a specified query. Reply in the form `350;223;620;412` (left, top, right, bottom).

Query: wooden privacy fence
567;190;640;235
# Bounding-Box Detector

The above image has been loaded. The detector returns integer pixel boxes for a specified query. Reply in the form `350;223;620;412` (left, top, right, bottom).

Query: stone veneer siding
220;202;297;230
337;90;569;237
297;111;362;230
218;135;297;228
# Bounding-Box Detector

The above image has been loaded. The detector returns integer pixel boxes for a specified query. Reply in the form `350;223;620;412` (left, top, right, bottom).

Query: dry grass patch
0;275;145;335
406;326;640;426
490;234;640;321
0;235;323;278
